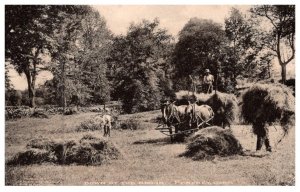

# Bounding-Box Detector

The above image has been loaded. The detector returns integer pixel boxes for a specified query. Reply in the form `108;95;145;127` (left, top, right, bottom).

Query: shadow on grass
132;137;179;145
241;150;272;158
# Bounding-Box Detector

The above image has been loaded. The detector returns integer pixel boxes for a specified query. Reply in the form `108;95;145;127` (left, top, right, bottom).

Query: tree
76;10;112;106
224;8;273;83
5;5;91;108
173;18;225;90
6;5;48;107
48;8;112;108
49;6;90;109
108;19;174;113
251;5;295;84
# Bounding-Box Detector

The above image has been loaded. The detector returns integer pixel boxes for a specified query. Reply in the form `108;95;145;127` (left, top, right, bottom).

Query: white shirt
203;74;214;84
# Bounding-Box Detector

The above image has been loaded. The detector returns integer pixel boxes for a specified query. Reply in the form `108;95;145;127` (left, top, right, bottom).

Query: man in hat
203;69;214;93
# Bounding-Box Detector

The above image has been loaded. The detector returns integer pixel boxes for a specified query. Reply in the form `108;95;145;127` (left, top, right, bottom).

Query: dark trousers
203;83;213;94
255;124;272;152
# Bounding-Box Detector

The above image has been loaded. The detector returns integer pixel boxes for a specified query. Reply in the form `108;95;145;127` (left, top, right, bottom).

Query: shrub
76;119;102;132
64;107;78;115
119;119;141;130
30;110;49;118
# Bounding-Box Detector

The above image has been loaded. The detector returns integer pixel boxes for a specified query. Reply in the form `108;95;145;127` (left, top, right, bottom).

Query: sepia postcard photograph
3;0;296;187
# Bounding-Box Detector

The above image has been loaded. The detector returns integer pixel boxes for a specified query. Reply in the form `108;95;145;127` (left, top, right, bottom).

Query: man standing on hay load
203;69;214;94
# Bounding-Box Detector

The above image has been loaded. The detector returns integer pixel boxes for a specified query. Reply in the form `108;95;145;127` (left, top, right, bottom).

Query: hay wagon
156;88;239;140
155;106;214;140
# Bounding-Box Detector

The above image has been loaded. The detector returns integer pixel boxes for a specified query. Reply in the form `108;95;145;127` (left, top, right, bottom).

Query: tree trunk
281;63;287;85
62;61;66;114
267;61;271;79
29;87;36;108
25;71;36;108
276;32;291;85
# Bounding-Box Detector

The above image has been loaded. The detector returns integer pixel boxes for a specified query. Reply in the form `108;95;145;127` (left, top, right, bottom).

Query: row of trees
5;5;295;113
6;5;112;111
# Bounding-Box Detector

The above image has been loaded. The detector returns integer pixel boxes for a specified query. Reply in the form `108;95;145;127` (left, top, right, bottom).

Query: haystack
7;148;57;165
181;126;243;160
8;135;121;166
241;83;295;151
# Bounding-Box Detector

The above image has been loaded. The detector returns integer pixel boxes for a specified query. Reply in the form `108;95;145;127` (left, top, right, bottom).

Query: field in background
5;111;295;185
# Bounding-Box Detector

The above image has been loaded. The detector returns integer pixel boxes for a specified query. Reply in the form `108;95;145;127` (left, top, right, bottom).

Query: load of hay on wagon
7;135;121;166
241;83;295;151
175;90;239;128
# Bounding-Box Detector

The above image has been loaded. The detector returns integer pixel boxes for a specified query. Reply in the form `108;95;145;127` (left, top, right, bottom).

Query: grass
5;111;295;185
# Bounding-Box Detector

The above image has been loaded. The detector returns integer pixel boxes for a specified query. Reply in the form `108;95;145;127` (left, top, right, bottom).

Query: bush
35;97;45;106
119;119;141;130
5;107;31;120
76;118;102;132
30;110;49;118
64;107;78;115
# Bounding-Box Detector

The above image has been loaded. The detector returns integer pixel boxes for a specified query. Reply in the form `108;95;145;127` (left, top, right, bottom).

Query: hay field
5;111;294;185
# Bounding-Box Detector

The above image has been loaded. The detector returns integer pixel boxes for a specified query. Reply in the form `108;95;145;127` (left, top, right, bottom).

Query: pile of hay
181;126;243;160
7;135;121;166
241;83;295;134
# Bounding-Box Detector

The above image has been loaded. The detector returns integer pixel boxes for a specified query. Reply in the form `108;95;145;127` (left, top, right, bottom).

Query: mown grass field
5;110;295;185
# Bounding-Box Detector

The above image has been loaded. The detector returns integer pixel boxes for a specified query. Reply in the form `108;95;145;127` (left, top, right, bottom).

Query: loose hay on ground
181;126;243;160
8;134;121;166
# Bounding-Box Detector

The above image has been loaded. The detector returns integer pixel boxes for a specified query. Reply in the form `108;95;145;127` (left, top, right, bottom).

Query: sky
94;5;251;37
7;5;295;90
